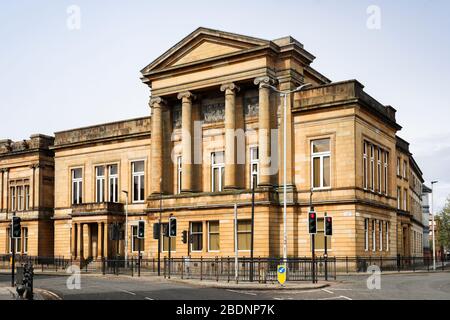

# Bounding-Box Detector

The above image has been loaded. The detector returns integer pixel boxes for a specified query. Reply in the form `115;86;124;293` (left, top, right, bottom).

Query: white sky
1;0;449;211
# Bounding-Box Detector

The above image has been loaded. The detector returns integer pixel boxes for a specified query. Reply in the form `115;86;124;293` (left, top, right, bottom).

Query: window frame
377;148;382;194
249;146;259;189
108;164;119;203
190;222;203;252
131;160;145;203
364;218;369;251
237;219;251;252
363;142;368;190
23;227;28;254
207;221;220;252
95;166;106;203
372;220;376;252
370;145;375;191
71;168;83;205
379;221;383;251
177;156;182;194
311;139;331;190
383;151;389;195
385;221;390;251
211;152;225;192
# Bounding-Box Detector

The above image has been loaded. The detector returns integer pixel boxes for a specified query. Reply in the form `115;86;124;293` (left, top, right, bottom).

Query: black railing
1;254;448;282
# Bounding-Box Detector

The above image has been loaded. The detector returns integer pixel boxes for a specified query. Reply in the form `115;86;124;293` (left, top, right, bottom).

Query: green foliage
438;197;450;250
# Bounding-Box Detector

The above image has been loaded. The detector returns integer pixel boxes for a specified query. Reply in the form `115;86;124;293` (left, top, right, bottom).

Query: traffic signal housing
325;217;333;236
12;217;21;238
169;217;177;237
182;230;188;244
308;211;317;234
153;223;160;239
138;220;145;239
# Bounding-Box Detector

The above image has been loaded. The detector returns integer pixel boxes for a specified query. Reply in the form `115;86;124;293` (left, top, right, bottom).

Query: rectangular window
208;221;220;252
211;152;225;192
363;142;368;190
364;219;369;251
397;157;401;176
131;225;145;252
311;139;331;189
10;187;16;211
132;161;145;203
7;228;21;254
383;151;389;195
377;148;382;193
191;222;203;252
403;188;408;211
386;221;390;251
108;164;119;202
237;220;251;251
24;186;30;210
370;145;375;191
379;221;383;251
95;166;105;203
315;218;332;250
71;168;83;205
250;147;259;189
23;227;28;254
372;220;376;251
403;160;407;179
397;187;401;210
177;156;182;194
17;186;23;211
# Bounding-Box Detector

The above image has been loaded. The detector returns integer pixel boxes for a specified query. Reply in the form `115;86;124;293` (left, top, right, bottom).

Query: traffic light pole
168;236;171;279
250;179;255;282
138;237;141;277
324;212;328;281
11;235;15;287
157;183;162;276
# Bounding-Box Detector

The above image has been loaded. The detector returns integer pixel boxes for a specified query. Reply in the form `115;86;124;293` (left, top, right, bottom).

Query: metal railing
1;254;448;281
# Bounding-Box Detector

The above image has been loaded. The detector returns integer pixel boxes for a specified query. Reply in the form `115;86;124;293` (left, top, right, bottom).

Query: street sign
277;264;287;285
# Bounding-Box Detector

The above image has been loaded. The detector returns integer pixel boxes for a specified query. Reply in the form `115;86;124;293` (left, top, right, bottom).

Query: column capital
254;76;277;87
149;96;167;107
220;82;240;94
0;168;9;173
177;91;196;101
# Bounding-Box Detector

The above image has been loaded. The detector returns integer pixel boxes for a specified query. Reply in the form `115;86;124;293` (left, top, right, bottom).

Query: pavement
1;270;450;300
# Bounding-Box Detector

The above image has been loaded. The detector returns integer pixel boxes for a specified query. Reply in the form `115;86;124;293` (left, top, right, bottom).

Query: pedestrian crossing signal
138;220;145;239
308;211;317;234
325;217;333;236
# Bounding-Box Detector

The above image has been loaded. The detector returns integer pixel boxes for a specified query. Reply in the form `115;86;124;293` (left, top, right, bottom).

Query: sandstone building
1;28;426;260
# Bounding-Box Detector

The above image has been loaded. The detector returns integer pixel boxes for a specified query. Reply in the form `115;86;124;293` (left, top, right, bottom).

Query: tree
437;197;450;253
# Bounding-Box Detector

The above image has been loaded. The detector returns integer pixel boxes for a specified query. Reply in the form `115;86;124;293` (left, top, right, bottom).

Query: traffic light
138;220;145;239
12;217;21;238
182;230;188;244
169;217;177;237
153;223;160;239
325;217;333;236
308;211;317;234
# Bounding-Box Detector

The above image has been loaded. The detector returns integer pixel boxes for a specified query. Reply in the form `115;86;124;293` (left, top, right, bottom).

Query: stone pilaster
149;97;166;195
71;223;77;259
254;76;275;187
177;91;196;193
78;223;84;260
221;83;240;189
98;222;103;258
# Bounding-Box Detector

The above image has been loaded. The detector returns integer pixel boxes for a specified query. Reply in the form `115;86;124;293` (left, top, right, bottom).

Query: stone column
254;77;274;186
177;91;196;193
104;223;110;259
88;224;93;258
78;223;84;260
221;83;240;189
71;223;77;259
98;222;104;258
150;97;166;195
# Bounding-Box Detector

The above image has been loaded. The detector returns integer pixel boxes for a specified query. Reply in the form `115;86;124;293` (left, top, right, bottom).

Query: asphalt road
1;272;450;300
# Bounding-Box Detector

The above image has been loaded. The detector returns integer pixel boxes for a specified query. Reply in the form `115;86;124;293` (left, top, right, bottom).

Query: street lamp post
431;180;438;270
261;83;312;262
122;190;129;264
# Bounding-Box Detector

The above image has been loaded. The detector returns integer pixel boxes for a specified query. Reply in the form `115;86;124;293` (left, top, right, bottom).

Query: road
1;272;450;300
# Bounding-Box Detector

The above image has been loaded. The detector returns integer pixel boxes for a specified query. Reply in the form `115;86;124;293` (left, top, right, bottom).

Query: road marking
332;288;353;291
321;288;334;294
119;289;136;296
226;289;257;296
145;297;154;300
319;295;352;300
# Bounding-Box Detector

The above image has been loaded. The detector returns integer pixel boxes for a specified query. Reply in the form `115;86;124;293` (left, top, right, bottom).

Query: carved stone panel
243;90;259;118
172;104;182;129
201;97;225;123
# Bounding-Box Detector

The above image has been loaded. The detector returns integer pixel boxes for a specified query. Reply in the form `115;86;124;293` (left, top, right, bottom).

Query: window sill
312;187;331;191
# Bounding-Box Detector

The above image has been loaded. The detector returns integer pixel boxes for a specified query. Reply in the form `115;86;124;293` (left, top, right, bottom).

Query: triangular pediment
141;27;270;74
